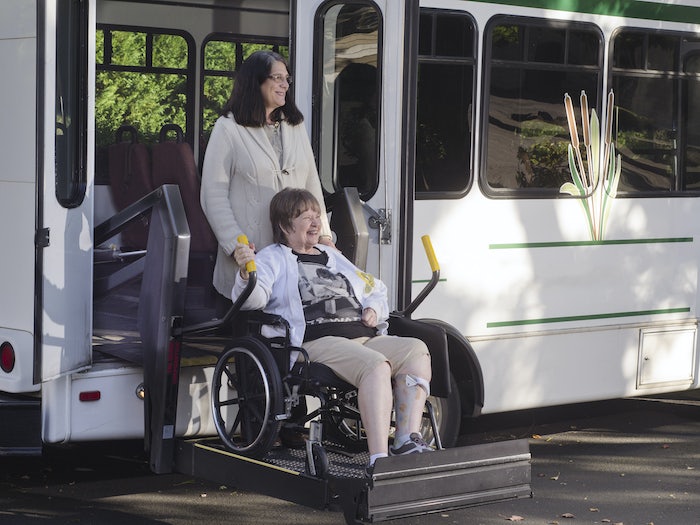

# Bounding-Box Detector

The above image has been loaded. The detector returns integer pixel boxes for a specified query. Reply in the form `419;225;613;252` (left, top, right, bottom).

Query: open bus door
294;0;412;302
37;0;94;384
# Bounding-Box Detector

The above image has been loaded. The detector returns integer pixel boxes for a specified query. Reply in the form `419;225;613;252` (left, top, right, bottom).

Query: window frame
311;0;384;203
480;15;604;199
415;8;477;201
609;26;700;197
96;24;196;147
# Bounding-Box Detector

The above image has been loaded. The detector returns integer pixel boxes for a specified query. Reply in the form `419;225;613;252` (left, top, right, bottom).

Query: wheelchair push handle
400;235;441;318
421;235;440;274
237;234;257;274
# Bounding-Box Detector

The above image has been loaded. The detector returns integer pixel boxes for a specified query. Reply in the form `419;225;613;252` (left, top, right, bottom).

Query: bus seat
152;124;217;255
108;125;153;249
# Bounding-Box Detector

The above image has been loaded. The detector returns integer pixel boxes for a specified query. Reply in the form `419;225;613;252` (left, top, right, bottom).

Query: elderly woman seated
232;187;433;469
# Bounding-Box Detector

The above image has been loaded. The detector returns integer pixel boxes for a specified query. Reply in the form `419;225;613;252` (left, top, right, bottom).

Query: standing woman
201;50;334;304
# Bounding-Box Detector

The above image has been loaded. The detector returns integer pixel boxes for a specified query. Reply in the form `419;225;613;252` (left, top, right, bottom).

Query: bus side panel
42;364;218;443
0;1;39;393
39;0;95;382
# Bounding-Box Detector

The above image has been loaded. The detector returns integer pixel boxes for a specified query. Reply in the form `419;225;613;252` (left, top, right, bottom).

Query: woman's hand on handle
233;238;256;280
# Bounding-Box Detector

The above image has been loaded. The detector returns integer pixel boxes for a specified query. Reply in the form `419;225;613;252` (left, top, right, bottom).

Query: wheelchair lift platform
174;436;531;524
135;186;532;523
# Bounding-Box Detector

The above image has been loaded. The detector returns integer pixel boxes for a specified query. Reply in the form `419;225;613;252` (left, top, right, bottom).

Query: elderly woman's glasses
268;74;293;85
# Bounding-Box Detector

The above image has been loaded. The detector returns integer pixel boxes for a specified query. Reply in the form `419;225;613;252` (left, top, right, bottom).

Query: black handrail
179;272;258;336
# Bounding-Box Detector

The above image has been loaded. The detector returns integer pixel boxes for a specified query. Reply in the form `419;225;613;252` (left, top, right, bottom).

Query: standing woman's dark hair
221;50;304;126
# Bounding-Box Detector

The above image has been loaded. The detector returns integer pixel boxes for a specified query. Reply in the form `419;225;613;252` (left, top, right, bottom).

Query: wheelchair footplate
175;437;531;524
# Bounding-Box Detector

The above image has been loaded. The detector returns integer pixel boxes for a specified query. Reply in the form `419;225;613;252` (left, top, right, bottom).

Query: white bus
2;0;700;459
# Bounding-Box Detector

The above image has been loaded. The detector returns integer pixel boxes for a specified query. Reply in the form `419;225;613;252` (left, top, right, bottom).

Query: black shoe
389;433;434;455
364;462;374;479
279;426;306;449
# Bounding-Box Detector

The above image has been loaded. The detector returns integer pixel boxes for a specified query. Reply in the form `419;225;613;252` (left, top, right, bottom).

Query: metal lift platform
175;436;531;523
133;185;532;524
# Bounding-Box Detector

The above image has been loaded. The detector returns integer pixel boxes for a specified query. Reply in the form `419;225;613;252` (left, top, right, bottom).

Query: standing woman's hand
318;235;337;250
233;241;256;279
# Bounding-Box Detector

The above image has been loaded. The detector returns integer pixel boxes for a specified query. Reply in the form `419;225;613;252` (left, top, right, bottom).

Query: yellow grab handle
421;235;440;273
237;234;257;273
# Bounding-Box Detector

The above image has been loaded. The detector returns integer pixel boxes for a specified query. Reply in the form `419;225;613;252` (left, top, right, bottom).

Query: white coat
201;113;331;297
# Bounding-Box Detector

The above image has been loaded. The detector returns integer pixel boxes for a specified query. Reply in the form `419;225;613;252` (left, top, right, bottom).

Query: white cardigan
201;113;331;296
232;243;389;365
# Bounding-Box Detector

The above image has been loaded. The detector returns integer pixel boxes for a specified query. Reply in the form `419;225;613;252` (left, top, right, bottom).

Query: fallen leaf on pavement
561;513;575;518
500;515;524;522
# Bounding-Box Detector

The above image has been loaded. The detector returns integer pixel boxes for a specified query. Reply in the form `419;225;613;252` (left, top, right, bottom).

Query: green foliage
95;27;289;151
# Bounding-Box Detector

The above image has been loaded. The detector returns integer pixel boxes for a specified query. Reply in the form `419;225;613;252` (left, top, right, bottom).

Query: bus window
315;2;382;201
611;30;700;193
95;26;193;184
200;38;287;163
415;10;475;198
55;0;88;208
483;18;602;196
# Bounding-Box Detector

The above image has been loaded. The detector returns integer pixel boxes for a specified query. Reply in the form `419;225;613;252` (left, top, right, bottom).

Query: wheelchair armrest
244;311;291;341
246;310;288;327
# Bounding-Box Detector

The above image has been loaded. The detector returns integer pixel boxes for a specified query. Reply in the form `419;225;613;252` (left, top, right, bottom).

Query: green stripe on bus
489;237;693;250
487;307;691;328
471;0;700;23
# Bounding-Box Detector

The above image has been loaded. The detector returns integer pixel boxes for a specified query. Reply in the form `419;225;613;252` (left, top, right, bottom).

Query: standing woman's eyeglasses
268;74;293;85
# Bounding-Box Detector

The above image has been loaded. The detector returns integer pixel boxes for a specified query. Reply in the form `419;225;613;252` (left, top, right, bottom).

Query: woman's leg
362;336;432;443
357;360;393;457
303;336;394;458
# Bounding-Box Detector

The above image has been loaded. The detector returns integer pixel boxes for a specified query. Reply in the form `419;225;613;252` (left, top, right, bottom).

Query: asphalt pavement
1;393;699;525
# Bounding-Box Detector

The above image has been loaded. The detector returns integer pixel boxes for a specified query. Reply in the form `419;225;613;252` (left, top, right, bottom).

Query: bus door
37;0;94;382
294;0;419;308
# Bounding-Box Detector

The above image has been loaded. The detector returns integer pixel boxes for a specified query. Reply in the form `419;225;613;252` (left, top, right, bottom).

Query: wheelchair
209;308;445;472
188;231;454;477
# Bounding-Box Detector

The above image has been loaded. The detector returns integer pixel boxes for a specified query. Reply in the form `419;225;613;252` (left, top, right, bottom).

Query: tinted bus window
55;0;88;207
416;11;475;198
483;18;601;195
316;3;382;201
611;29;700;193
95;26;193;183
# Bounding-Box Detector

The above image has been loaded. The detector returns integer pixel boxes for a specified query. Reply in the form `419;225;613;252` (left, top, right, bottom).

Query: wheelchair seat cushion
291;361;355;392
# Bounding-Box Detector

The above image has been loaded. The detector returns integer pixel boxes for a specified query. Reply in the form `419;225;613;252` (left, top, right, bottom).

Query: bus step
0;393;42;456
344;438;532;523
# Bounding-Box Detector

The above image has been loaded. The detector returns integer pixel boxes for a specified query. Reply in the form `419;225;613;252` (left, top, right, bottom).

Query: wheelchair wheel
211;336;283;458
322;395;367;451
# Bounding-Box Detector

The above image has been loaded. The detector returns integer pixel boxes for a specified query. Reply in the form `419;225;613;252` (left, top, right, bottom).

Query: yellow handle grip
421;235;440;273
237;234;257;273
